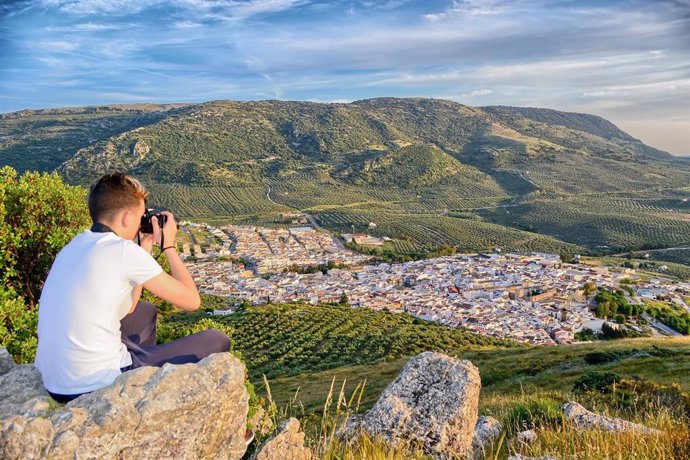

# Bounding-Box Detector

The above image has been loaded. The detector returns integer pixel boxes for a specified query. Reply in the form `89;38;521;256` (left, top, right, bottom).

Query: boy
35;172;230;403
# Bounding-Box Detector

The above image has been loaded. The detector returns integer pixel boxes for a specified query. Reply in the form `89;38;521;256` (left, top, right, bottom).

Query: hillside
158;302;518;381
2;98;690;264
160;300;690;459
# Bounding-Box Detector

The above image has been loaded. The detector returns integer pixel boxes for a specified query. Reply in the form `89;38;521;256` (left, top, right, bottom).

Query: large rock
0;347;15;375
357;351;481;459
0;364;50;419
562;401;662;435
471;416;502;459
0;352;249;459
517;429;537;444
252;417;312;460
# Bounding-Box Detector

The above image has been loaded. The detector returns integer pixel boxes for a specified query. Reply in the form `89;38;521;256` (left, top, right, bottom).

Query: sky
1;0;689;155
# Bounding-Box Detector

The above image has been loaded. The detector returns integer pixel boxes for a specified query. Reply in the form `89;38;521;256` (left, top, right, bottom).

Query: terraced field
480;195;690;254
147;184;289;217
314;207;584;254
645;250;690;267
159;302;516;380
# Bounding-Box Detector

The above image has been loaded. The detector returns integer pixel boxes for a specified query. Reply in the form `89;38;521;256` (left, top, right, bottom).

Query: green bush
574;328;598;341
584;350;624;365
573;371;622;393
0;167;90;363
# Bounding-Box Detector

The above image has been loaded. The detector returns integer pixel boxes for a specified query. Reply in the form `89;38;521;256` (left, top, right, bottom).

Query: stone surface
517;429;537;444
252;417;312;460
471;416;502;459
562;401;662;435
357;351;481;460
0;364;51;419
0;352;249;459
0;347;15;375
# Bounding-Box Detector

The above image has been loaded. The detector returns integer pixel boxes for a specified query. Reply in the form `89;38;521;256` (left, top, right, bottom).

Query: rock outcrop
252;417;312;460
517;429;537;444
562;401;662;435
471;416;502;459
0;347;14;375
0;364;51;419
355;351;481;459
0;349;249;459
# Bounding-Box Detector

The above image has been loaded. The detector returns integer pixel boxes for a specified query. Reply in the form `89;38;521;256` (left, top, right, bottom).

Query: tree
0;167;90;362
339;291;350;307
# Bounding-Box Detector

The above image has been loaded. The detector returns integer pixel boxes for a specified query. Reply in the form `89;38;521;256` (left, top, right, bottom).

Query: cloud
35;0;310;19
462;88;493;97
424;0;509;22
37;0;160;15
2;0;689;153
36;40;79;52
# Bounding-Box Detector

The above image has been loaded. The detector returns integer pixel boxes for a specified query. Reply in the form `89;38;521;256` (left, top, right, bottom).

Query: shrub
0;167;90;363
574;328;598;341
584;350;624;365
573;371;622;393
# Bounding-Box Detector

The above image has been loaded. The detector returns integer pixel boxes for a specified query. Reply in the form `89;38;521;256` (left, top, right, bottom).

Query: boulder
0;364;51;419
357;351;481;459
0;347;15;375
0;352;249;459
562;401;662;435
517;429;537;444
471;416;502;459
252;417;312;460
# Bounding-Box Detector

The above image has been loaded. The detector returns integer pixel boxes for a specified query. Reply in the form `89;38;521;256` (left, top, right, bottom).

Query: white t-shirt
35;229;163;395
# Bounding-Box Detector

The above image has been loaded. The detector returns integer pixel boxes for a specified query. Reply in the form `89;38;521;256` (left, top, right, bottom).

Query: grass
260;336;690;413
254;354;690;460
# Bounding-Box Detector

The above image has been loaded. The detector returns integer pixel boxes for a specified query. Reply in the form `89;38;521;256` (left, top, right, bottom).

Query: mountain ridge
2;97;689;259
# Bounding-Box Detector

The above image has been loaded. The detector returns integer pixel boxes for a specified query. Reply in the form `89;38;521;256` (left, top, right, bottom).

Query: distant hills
2;98;689;264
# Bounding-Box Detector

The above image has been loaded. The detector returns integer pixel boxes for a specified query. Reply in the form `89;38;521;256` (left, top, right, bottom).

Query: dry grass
255;376;690;460
514;411;690;460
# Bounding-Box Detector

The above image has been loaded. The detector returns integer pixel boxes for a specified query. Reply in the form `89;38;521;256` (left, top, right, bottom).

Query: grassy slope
263;336;690;412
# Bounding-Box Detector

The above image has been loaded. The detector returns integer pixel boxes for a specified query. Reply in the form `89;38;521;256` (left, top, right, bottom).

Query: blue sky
1;0;688;154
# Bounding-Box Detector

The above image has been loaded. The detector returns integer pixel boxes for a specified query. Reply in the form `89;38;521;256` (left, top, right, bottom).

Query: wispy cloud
0;0;688;154
424;0;509;21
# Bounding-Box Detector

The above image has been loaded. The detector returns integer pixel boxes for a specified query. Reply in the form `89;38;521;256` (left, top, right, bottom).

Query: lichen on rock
0;349;250;459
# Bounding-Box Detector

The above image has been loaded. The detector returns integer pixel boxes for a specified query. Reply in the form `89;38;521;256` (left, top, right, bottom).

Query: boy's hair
88;172;149;223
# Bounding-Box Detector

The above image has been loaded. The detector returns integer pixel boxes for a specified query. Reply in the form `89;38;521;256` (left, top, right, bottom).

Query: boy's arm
143;258;200;311
129;285;144;314
128;229;156;315
142;212;201;311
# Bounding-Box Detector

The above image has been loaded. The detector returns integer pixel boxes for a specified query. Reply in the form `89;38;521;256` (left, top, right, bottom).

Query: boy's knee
136;301;157;319
203;329;230;352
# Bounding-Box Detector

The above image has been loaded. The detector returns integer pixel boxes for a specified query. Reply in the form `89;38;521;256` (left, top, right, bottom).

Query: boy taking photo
35;172;230;403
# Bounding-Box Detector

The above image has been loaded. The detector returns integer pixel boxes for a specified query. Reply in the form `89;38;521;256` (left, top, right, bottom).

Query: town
181;222;690;345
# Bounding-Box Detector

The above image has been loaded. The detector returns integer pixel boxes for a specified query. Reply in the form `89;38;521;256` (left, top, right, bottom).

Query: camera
140;208;168;234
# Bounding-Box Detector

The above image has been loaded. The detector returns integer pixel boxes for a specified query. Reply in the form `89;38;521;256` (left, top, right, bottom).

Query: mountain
2;98;689;261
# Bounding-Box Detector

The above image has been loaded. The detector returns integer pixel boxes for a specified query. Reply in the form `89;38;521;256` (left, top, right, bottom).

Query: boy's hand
153;211;177;247
138;231;155;254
